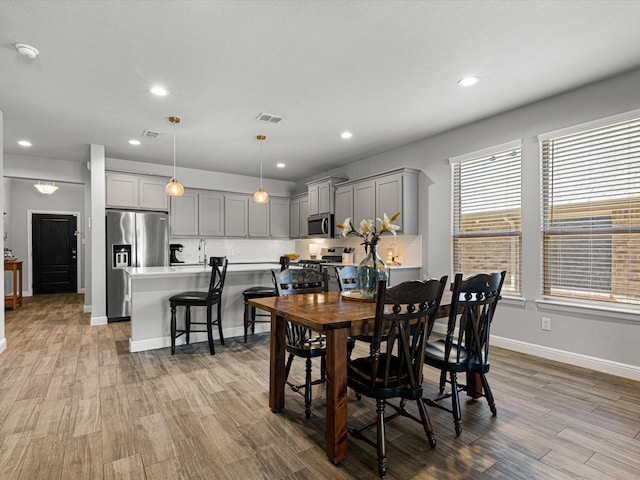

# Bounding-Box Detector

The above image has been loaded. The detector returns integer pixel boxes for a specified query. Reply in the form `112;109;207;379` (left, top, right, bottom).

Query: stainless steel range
298;247;353;291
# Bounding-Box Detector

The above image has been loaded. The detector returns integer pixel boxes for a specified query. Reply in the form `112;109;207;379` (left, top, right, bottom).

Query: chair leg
376;399;387;478
216;301;225;345
439;369;447;394
206;304;215;355
251;306;256;335
479;373;497;416
320;355;326;382
185;307;191;345
450;372;462;436
243;302;250;343
304;357;313;419
284;354;294;382
415;398;437;448
170;303;177;355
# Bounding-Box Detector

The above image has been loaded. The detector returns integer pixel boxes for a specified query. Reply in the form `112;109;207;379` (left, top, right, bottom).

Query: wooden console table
4;259;23;310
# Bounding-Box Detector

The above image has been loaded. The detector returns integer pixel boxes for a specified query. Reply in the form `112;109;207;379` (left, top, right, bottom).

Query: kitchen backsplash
170;238;296;264
170;235;421;266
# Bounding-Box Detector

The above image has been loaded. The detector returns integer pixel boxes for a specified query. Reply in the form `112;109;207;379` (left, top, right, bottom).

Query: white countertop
126;263;281;278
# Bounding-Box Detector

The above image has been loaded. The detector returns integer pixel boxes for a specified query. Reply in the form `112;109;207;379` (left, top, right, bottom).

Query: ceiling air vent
142;130;161;139
256;112;284;124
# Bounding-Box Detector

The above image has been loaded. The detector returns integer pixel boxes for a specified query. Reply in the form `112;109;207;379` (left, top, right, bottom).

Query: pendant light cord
173;121;177;180
260;139;263;189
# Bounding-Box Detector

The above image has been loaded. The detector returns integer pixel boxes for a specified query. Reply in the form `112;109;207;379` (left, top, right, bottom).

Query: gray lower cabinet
388;267;421;286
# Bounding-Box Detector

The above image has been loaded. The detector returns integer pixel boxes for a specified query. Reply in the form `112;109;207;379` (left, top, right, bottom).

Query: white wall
304;67;640;376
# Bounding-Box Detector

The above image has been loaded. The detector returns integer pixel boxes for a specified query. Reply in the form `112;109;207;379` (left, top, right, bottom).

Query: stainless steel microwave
308;213;334;238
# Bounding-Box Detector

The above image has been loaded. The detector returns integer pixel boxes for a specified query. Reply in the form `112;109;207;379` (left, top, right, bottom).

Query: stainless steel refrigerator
106;210;169;322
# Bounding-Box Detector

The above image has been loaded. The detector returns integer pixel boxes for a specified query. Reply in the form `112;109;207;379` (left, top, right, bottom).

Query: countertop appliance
170;243;185;264
308;213;334;238
106;210;168;322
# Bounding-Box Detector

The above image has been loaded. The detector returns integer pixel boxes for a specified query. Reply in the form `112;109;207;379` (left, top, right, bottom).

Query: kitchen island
125;262;423;353
125;263;280;352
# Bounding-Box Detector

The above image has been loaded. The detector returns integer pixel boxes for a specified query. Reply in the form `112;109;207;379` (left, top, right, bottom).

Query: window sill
500;294;526;308
535;297;640;323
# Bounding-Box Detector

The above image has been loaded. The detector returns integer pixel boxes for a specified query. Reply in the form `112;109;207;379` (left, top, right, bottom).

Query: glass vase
357;244;388;299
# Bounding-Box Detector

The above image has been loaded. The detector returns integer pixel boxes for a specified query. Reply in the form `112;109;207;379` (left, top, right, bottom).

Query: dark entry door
32;214;78;294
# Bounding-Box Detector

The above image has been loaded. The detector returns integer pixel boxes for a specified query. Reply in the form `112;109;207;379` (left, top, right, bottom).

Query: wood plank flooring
1;294;639;479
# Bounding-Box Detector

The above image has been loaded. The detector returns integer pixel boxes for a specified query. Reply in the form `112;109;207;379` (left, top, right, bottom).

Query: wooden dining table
249;290;453;465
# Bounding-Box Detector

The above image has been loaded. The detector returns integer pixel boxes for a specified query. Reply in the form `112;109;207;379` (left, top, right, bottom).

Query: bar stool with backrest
347;277;447;478
335;264;358;292
423;270;506;436
242;256;290;342
169;256;228;355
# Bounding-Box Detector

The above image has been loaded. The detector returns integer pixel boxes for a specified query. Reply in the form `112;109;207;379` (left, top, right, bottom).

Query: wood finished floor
1;294;639;479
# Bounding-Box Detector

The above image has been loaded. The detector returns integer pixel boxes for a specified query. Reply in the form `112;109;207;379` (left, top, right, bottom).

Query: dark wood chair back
272;267;328;296
367;277;447;397
440;271;506;369
207;256;228;303
335;265;358;291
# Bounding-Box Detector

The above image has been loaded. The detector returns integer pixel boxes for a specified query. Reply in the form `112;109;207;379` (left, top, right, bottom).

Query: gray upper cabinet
306;176;347;215
335;168;419;235
198;192;224;236
170;190;199;235
248;200;269;237
290;197;301;238
170;190;224;236
225;194;249;237
334;185;353;236
299;195;309;237
269;197;290;238
106;173;168;211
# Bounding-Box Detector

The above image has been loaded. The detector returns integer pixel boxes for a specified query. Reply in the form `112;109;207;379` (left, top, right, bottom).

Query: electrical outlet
541;317;551;331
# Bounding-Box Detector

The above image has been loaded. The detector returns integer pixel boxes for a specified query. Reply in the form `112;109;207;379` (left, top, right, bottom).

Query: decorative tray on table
340;290;375;302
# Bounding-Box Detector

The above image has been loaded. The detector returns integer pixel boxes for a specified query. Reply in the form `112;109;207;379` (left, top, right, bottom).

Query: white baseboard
0;338;6;354
491;336;640;382
128;324;271;353
83;305;92;313
90;315;108;326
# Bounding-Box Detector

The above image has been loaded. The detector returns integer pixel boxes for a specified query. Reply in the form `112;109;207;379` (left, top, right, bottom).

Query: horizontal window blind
452;146;522;293
541;117;640;305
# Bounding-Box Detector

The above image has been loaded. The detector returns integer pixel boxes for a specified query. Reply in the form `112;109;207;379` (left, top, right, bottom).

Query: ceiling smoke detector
256;112;284;124
142;130;160;139
15;43;39;59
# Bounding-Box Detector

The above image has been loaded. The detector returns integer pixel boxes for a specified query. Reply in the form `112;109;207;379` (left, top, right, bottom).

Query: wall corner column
90;144;107;325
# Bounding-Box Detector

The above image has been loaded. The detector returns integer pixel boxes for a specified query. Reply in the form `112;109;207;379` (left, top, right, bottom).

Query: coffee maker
169;244;185;264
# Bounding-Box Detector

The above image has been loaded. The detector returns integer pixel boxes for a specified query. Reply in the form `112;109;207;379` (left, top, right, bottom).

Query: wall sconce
386;243;397;264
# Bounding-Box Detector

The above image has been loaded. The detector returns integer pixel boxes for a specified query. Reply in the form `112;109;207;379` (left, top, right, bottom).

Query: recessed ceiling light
149;85;168;96
276;163;286;168
458;76;479;87
340;131;353;139
129;139;141;146
15;43;39;59
18;140;32;147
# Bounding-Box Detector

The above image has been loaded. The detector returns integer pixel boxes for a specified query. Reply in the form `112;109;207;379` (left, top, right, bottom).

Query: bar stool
169;256;228;355
242;256;289;342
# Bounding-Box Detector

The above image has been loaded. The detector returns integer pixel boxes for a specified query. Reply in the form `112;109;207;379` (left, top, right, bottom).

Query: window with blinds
541;117;640;305
452;145;522;294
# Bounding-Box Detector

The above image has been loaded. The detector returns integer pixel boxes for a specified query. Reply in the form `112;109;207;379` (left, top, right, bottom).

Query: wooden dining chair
169;256;228;355
423;271;506;436
347;277;447;478
272;267;354;419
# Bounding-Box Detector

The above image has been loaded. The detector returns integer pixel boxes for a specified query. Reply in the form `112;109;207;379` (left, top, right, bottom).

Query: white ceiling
2;1;640;182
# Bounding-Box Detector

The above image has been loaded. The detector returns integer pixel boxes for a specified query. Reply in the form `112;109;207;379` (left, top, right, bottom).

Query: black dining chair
169;256;228;355
242;256;290;342
347;277;447;478
273;267;354;419
423;271;506;436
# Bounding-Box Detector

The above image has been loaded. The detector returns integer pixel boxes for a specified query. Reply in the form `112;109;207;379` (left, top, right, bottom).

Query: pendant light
166;116;184;196
253;134;269;204
34;181;59;195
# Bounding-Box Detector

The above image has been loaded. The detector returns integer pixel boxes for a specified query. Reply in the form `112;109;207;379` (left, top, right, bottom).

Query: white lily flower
379;213;399;236
340;218;353;237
